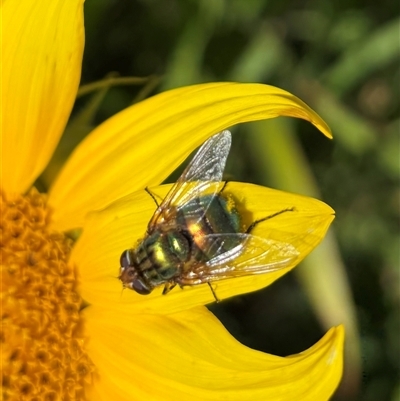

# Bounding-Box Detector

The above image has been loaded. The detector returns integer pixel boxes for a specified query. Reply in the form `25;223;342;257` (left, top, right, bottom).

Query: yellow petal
84;306;344;401
1;0;84;195
49;82;332;231
73;182;334;313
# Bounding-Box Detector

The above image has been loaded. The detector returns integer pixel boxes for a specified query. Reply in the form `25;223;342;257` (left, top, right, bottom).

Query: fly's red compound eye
131;277;152;295
120;250;132;269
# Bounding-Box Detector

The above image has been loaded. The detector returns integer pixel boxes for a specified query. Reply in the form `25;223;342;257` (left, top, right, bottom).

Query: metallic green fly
119;131;298;300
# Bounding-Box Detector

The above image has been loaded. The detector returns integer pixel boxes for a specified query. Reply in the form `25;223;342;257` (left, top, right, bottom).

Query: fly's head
119;249;152;295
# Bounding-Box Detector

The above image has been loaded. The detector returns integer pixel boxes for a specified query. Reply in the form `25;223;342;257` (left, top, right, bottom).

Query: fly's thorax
135;230;191;282
119;229;191;294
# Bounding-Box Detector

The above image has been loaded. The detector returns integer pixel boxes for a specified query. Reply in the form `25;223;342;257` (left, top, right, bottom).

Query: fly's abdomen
178;195;242;261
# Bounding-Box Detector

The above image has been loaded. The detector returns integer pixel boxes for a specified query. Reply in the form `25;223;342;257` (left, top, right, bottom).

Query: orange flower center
1;189;94;400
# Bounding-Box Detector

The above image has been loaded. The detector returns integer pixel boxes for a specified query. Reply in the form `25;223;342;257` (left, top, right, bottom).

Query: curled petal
1;0;84;194
49;83;331;230
73;182;334;313
84;306;344;401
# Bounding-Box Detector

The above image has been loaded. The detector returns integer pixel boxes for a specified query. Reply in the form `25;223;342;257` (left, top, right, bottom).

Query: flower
1;0;344;400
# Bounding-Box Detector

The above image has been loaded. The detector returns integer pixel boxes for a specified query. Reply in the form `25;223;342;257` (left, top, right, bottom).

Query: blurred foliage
41;1;399;400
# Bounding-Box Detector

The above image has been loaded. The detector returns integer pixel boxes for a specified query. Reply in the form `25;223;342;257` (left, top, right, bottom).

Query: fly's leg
246;207;296;234
217;180;229;195
162;281;177;295
207;282;220;303
174;276;220;303
145;187;162;207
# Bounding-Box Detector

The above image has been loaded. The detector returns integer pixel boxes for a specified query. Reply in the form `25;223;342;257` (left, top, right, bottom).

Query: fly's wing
180;233;299;283
148;131;232;228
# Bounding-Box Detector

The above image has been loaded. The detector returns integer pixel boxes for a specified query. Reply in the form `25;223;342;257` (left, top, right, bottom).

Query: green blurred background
41;1;399;400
